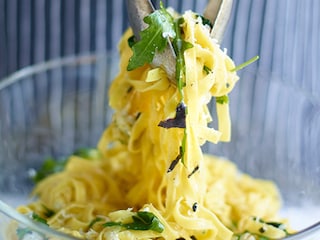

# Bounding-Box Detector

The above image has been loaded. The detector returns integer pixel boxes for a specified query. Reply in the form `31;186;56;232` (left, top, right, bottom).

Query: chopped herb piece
253;217;288;231
88;217;104;229
251;217;290;236
127;86;134;93
103;211;164;233
195;14;213;28
170;17;192;165
192;202;198;212
257;236;270;240
181;128;187;164
33;148;102;183
135;112;141;120
266;221;289;235
216;95;229;104
252;217;262;222
73;148;101;160
259;226;266;233
265;221;285;229
158;102;186;128
190;236;197;240
233;232;270;240
203;65;212;74
231;55;259;72
167;147;182;173
42;205;55;218
127;3;176;71
188;165;199;178
32;157;68;183
32;213;48;225
172;17;193;97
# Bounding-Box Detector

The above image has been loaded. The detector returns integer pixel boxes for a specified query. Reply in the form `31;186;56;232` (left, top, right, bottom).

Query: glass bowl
0;54;319;239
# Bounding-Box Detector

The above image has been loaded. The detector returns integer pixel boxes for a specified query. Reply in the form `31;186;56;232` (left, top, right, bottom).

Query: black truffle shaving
158;102;186;129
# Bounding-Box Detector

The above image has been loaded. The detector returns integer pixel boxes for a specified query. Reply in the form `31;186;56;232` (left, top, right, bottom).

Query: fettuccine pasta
16;10;289;240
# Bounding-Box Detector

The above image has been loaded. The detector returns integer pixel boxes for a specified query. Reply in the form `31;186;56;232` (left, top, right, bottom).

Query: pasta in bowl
0;7;320;240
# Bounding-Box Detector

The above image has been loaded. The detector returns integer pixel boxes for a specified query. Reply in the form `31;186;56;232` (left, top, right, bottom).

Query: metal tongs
126;0;233;81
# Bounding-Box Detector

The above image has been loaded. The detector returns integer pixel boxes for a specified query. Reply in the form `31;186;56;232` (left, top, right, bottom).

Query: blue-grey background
0;0;319;93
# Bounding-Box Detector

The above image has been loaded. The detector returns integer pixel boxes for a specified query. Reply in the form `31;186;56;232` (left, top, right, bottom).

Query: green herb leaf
203;65;212;74
232;232;270;240
170;17;192;165
32;157;67;183
73;148;101;160
216;95;229;104
181;129;187;164
172;17;193;97
253;217;289;233
103;211;164;233
127;3;176;71
32;148;101;183
32;213;48;226
103;221;122;228
265;221;285;230
195;14;213;28
42;205;55;218
88;217;104;229
231;55;259;72
258;237;270;240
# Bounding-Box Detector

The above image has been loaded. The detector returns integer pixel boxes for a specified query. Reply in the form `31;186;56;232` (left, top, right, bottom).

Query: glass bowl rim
0;53;114;91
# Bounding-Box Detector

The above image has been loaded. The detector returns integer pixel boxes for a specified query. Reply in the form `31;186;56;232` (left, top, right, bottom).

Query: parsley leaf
32;213;48;225
203;65;212;74
195;14;213;28
216;95;229;104
88;217;104;229
103;211;164;233
32;147;101;183
232;232;270;240
42;205;55;218
73;148;101;160
127;3;176;71
32;157;67;183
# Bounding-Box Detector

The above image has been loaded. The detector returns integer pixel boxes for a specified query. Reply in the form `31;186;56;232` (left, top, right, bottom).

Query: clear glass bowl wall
0;54;319;239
